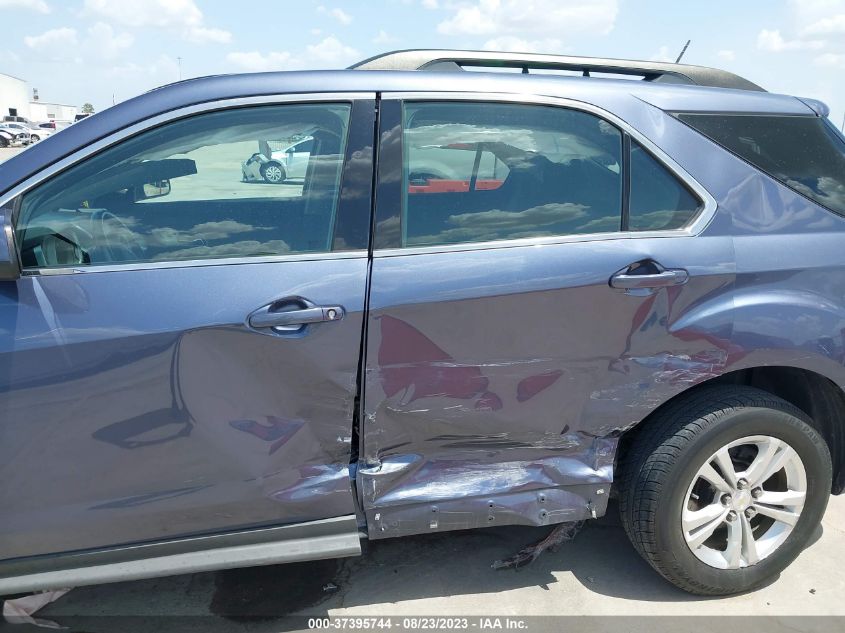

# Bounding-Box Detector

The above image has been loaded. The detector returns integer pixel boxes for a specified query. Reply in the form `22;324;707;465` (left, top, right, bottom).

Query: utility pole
177;57;182;81
675;40;691;63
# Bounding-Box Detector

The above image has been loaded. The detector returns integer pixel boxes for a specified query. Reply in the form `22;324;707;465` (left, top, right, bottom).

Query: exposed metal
683;436;807;569
350;49;766;92
492;521;583;569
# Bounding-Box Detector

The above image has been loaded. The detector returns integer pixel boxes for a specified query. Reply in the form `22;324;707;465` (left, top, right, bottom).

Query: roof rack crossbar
350;49;765;92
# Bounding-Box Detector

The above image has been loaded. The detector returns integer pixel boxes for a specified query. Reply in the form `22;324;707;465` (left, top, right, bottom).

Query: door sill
0;515;361;595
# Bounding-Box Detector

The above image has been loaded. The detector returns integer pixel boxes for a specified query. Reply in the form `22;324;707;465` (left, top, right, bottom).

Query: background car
241;136;314;183
0;129;14;148
38;121;72;132
6;122;54;143
0;124;30;146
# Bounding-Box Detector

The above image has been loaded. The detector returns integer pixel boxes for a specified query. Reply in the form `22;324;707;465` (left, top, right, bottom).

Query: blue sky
1;0;843;125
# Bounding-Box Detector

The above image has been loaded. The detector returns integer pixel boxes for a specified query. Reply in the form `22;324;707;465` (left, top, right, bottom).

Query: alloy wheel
682;435;807;569
263;165;283;183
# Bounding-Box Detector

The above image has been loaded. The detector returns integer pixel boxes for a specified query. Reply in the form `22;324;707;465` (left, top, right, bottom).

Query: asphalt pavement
6;496;837;632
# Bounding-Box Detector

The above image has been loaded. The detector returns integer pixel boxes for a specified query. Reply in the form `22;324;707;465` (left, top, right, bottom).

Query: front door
358;96;733;538
0;96;375;560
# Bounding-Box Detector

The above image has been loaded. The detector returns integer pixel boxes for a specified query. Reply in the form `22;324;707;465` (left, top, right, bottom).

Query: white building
0;73;30;120
29;100;77;122
0;73;78;123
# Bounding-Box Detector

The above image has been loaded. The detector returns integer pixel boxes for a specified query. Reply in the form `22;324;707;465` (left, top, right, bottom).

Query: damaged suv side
1;50;845;597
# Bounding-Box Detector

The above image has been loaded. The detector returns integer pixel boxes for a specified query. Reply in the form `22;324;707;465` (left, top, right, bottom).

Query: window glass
629;140;701;230
17;103;350;268
678;113;845;216
402;102;623;246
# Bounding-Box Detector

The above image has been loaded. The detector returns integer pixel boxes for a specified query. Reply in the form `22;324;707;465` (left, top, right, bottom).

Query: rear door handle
249;304;344;329
610;268;689;290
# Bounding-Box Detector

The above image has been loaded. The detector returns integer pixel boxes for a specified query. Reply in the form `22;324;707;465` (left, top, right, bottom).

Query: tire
617;385;832;595
0;136;8;148
260;162;285;184
30;135;40;142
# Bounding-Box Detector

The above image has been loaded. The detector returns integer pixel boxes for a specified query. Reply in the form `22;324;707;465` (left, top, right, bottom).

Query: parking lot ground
0;146;26;162
9;495;839;632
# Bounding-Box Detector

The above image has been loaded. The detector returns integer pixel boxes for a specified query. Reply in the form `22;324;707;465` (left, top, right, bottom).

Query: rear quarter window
677;113;845;216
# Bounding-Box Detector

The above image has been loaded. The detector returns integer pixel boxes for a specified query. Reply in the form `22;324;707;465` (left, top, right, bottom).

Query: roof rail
350;49;765;92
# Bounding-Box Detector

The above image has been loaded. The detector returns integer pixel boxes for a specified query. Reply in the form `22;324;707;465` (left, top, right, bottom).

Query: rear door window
401;102;624;246
629;140;701;231
677;113;845;216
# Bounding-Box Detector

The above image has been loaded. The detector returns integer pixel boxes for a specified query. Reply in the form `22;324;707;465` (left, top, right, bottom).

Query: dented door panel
360;235;735;539
0;259;367;559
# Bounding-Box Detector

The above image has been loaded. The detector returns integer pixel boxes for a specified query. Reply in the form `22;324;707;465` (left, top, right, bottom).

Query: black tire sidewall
652;406;831;592
261;162;285;183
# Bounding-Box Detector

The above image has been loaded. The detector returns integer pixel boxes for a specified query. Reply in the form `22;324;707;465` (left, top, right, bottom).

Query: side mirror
0;205;21;281
134;179;171;201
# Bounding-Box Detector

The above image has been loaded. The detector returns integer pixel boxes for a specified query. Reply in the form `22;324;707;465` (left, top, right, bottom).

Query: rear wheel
617;385;831;595
260;162;285;184
30;134;40;142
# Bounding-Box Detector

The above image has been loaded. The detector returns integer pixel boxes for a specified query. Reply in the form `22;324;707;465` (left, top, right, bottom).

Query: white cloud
801;14;845;36
422;0;439;7
225;51;294;72
437;0;617;39
717;50;736;62
109;54;179;81
85;22;134;59
25;23;133;63
84;0;201;27
226;36;359;73
756;29;825;51
306;36;360;65
482;36;562;53
317;5;353;25
373;30;398;44
185;26;232;44
814;52;845;67
649;46;673;62
24;27;79;59
0;0;49;13
83;0;231;43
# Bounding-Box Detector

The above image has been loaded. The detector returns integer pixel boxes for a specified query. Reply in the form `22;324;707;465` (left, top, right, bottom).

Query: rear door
358;94;733;538
0;95;375;560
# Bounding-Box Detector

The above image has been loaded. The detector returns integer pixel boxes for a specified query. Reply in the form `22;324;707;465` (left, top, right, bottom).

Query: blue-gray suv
2;50;845;596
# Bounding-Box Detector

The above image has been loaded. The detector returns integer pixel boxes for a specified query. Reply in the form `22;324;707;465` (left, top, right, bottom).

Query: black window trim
373;92;714;255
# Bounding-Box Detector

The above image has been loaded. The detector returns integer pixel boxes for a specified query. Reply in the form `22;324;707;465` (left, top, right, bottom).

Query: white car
3;122;52;143
0;125;30;146
241;136;313;184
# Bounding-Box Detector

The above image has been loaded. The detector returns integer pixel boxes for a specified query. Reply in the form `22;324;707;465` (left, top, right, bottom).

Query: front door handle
249;304;344;329
610;267;689;290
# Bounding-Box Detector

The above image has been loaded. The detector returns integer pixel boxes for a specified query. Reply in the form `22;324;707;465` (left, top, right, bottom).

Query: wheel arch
617;365;845;494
